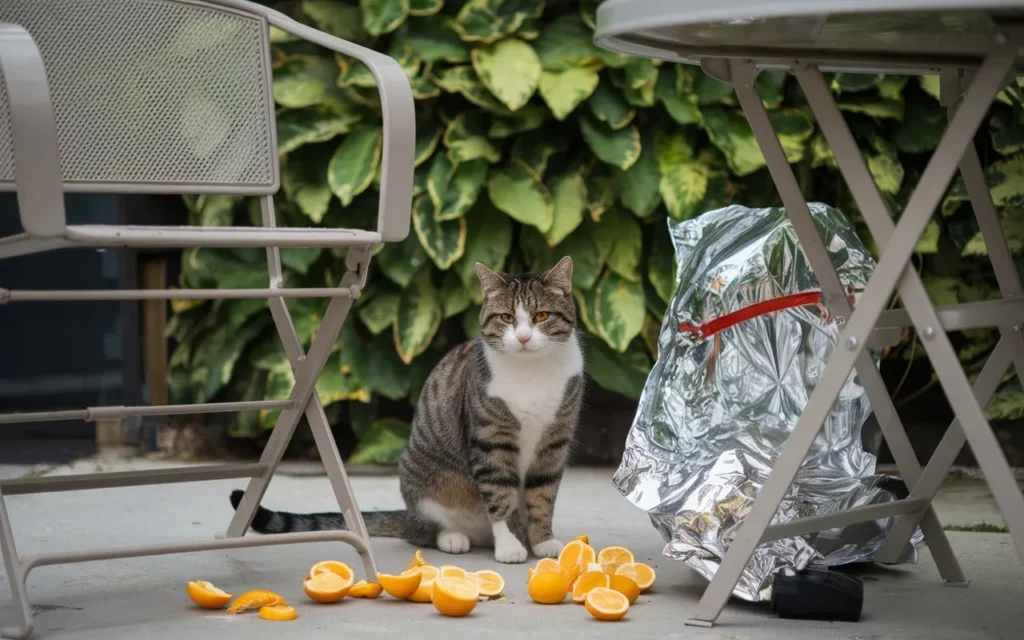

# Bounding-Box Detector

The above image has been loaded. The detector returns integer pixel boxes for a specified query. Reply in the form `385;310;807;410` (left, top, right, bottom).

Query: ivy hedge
168;0;1024;463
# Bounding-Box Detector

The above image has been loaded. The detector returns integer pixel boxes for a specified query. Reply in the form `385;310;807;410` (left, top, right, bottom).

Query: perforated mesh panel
0;0;276;191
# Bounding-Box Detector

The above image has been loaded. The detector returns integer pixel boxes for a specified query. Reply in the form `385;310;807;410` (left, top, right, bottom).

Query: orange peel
186;580;232;610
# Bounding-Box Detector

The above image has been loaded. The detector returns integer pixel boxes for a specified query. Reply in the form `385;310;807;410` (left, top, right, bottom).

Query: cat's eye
533;311;549;323
500;313;515;324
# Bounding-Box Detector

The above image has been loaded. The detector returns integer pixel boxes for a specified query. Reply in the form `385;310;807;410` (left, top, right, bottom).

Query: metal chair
0;1;415;637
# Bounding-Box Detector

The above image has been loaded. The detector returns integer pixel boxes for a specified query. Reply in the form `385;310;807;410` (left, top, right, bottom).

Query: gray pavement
1;458;1022;639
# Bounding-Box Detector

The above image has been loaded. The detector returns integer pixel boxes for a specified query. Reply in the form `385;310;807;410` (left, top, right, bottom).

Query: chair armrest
263;12;415;244
0;23;66;238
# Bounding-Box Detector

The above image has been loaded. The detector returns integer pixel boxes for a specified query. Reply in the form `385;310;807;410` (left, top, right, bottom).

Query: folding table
595;0;1024;627
0;1;414;637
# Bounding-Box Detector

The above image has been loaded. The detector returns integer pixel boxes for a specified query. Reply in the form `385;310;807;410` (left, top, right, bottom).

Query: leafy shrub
168;0;1024;463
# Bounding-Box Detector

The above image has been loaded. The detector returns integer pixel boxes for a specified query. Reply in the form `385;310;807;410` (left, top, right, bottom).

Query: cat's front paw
494;540;529;564
437;531;471;554
531;538;563;558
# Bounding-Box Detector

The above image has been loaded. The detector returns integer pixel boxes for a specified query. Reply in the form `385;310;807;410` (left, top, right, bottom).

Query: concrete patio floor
1;458;1022;639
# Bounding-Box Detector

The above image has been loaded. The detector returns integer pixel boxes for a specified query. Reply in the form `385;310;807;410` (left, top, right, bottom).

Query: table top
594;0;1024;74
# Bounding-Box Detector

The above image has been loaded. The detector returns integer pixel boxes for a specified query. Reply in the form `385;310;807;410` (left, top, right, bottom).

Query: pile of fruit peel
185;534;654;622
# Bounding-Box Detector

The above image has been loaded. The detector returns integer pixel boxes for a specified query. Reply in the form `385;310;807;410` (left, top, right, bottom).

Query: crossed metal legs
686;43;1024;627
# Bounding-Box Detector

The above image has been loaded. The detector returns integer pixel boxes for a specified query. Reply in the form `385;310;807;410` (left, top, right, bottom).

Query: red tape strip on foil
678;290;824;340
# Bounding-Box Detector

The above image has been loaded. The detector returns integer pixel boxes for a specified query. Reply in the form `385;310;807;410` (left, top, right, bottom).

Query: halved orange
258;604;298;621
348;580;383;598
438;565;469;579
378;570;423;599
227;589;286;614
616;562;656;592
407;565;440;603
603;563;621;576
303;571;352;603
406;549;426;570
557;539;596;581
186;580;232;609
528;570;569;605
571;570;610;604
431;576;480;617
609;574;641;604
472;569;505;598
569;534;590;545
585;586;629;621
309;560;355;582
597;546;635;567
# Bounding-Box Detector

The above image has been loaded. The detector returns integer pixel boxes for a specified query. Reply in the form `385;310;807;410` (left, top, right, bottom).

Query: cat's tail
228;489;407;537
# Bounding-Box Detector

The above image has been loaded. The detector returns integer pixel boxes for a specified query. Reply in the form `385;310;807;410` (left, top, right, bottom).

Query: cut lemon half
186;580;232;609
557;539;596;580
616;562;656;592
528;570;569;605
258;604;298;622
571;570;610;604
438;565;469;579
227;589;286;614
585;587;629;621
309;560;355;582
569;534;590;545
407;565;440;603
609;574;640;604
597;546;635;567
378;571;423;599
472;570;505;598
406;549;426;570
348;580;383;598
303;571;352;603
431;576;480;617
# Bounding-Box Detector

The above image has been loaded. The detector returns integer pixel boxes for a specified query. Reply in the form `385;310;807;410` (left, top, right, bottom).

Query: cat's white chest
484;337;583;481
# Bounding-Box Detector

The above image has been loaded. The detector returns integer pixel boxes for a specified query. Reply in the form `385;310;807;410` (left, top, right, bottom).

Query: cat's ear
475;262;506;297
542;256;573;296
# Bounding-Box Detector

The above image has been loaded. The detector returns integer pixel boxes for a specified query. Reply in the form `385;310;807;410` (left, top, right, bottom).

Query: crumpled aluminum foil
614;203;921;602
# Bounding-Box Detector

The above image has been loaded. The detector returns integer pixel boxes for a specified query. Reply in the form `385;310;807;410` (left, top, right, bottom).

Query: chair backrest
0;0;277;195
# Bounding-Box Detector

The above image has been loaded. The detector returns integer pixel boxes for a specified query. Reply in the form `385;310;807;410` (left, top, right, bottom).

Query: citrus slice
258;604;298;622
597;546;635;567
227;589;286;614
571;570;611;604
407;565;440;603
609;574;641;604
557;539;596;581
187;580;232;609
431;576;480;617
569;534;590;545
348;580;383;598
303;571;352;603
472;570;505;598
309;560;355;582
406;549;426;570
378;571;423;599
616;562;656;592
438;565;469;579
603;563;620;576
585;587;629;621
528;570;569;605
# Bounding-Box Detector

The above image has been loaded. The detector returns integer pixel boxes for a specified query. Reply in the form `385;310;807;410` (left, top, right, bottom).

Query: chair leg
0;488;33;639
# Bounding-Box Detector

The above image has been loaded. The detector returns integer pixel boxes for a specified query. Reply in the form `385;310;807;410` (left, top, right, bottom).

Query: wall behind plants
168;0;1024;464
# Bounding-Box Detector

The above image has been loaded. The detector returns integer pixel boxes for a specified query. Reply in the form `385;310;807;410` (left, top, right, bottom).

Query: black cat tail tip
229;489;245;510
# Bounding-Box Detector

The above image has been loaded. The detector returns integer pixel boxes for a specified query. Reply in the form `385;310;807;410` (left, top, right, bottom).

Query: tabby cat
229;257;584;563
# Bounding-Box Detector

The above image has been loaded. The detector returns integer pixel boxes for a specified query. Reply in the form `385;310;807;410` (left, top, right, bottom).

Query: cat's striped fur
229;257;584;563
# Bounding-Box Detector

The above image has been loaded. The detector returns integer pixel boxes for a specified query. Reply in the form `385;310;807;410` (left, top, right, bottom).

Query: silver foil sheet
614;203;920;602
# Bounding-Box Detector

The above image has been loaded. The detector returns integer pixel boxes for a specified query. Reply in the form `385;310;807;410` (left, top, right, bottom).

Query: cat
229;256;584;563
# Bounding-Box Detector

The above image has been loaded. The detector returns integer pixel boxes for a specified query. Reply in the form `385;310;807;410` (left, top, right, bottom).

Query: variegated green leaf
412;194;467;269
361;0;409;36
617;128;661;218
837;95;905;119
571;282;601;338
579;115;641;170
272;55;340;108
594;271;645;352
471;38;541;111
584;163;617;222
831;73;883;93
453;0;543;44
534;14;602;72
589;207;642;282
656;66;702;125
702;107;764;177
394;267;443;363
282;144;332;223
441;270;472;318
487;159;554;230
868;154;905;195
409;0;443;16
277;102;363;155
583;333;650;400
511;128;567;175
443;112;501;163
915;220;941;254
489;105;548;138
301;0;370;44
359;288;401;334
327;124;383;206
641;312;661;359
456;201;514;295
431;65;511;114
396;15;470;63
538;67;601;120
377;232;430;287
545;169;587;246
349;419;410;463
336;55;377;88
523;225;604;290
648;227;677;304
771;108;816;164
657;131;708;221
893;91;945;153
427;154;489;221
588;80;636;130
415;110;443;167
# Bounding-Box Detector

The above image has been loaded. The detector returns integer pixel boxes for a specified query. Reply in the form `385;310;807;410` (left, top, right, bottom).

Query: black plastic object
770;566;864;622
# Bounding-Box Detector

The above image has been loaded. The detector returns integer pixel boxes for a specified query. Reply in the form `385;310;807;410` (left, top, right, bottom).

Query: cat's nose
517;333;530;344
